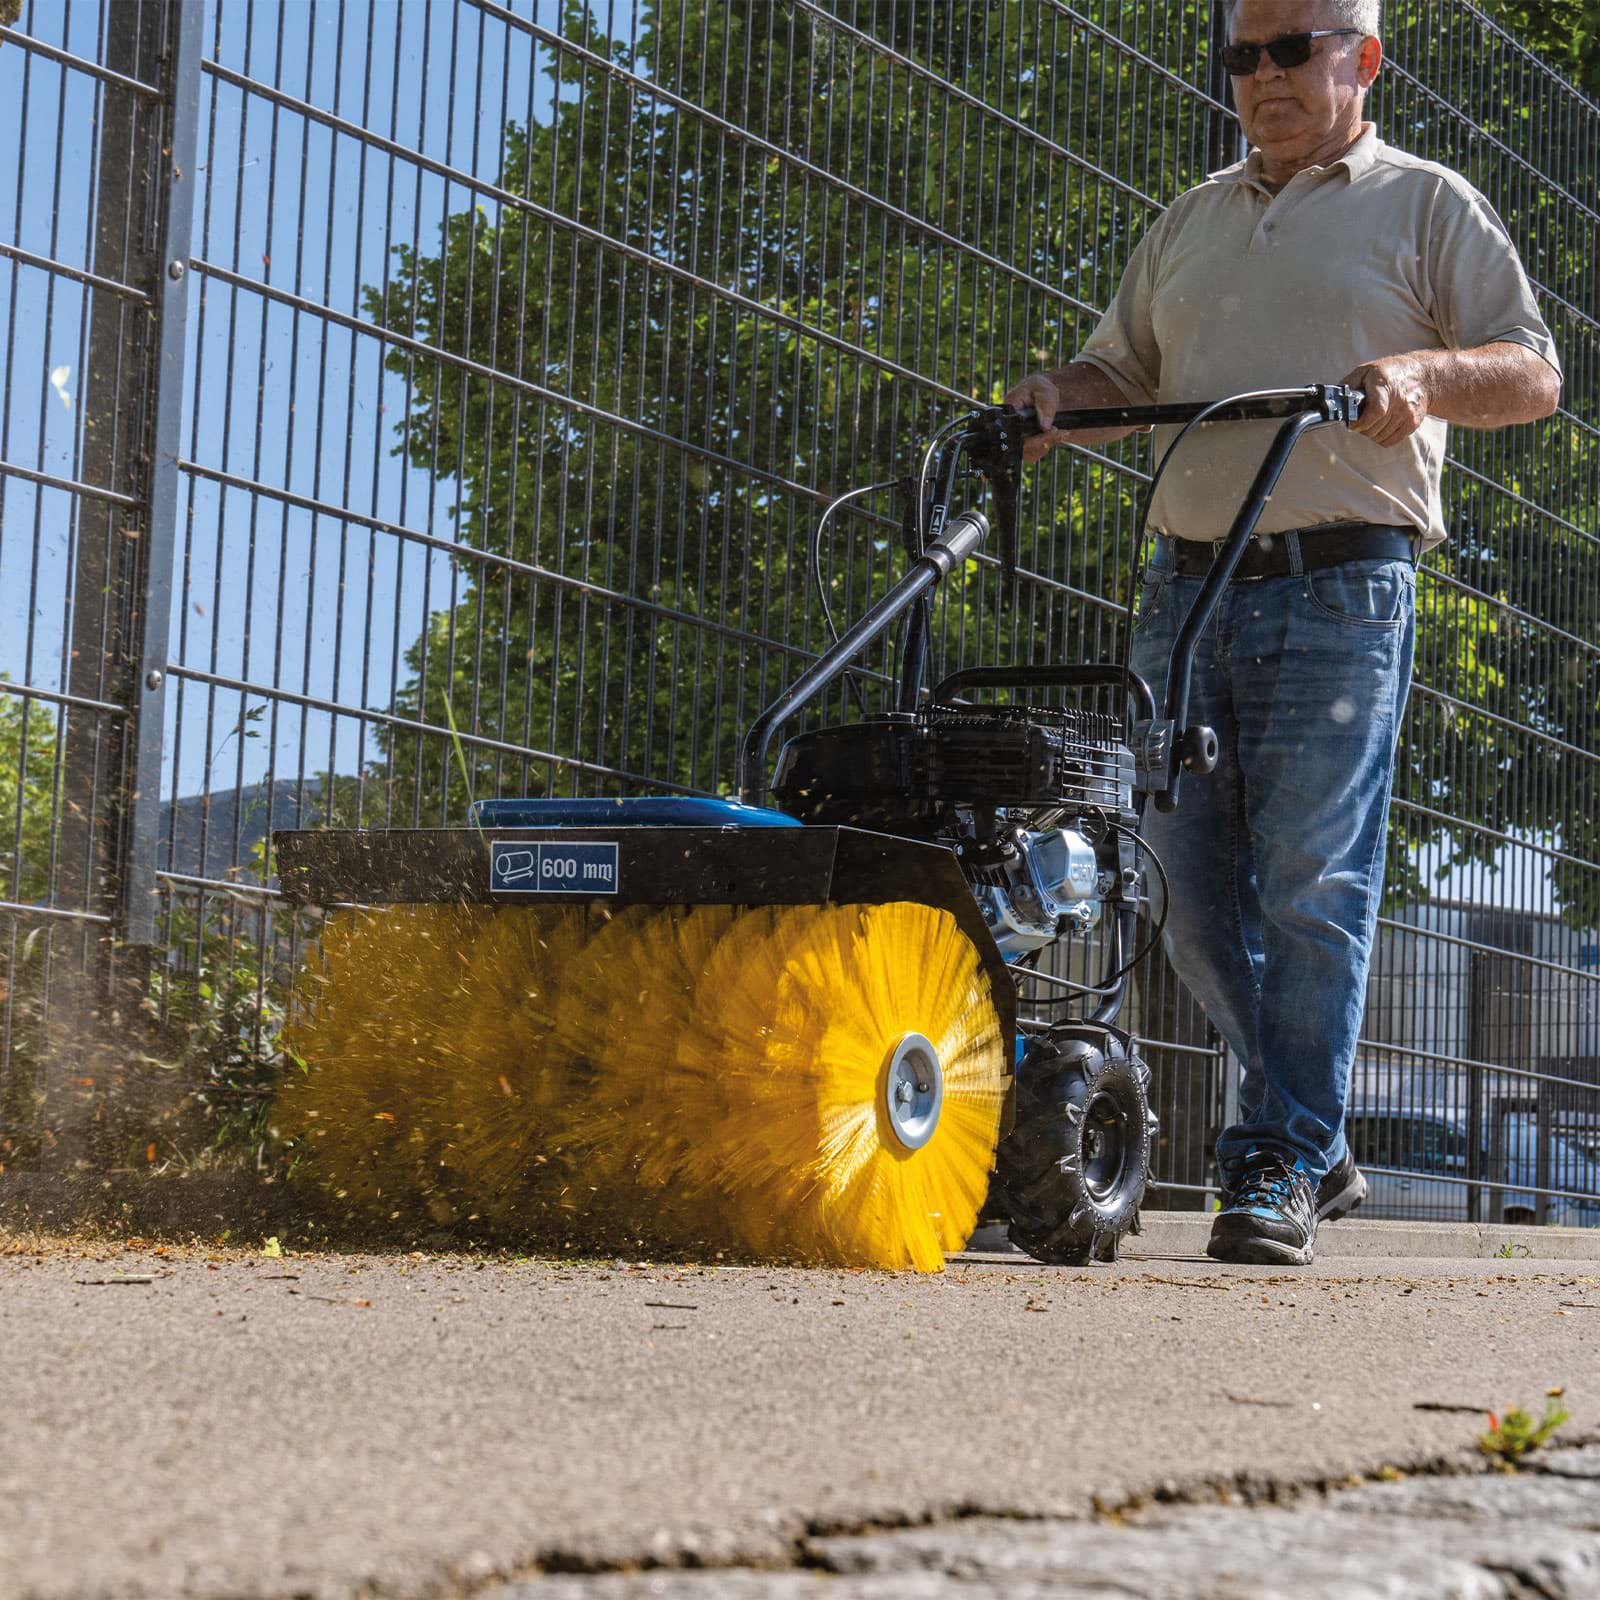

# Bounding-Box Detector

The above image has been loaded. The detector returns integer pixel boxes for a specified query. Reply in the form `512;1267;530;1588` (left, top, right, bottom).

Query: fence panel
1362;5;1600;1224
2;0;1595;1228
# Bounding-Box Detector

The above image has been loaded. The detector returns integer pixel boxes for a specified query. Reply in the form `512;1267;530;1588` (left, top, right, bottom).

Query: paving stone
488;1470;1600;1600
1528;1446;1600;1480
1145;1505;1600;1600
807;1511;1510;1598
484;1570;1076;1599
1335;1471;1600;1529
483;1574;836;1599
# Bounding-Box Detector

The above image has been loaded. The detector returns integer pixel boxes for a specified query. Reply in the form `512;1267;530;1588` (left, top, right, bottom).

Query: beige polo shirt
1075;126;1560;547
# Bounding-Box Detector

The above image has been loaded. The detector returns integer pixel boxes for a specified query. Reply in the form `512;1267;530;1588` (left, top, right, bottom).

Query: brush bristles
278;903;592;1228
277;899;1007;1269
688;902;1007;1270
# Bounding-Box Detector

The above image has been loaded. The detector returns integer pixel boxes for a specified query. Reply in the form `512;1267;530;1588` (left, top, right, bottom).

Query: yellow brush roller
275;890;1006;1269
426;902;593;1231
543;902;741;1249
276;903;486;1221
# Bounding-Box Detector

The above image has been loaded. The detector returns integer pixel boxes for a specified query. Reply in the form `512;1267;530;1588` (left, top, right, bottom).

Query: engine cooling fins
276;900;1009;1271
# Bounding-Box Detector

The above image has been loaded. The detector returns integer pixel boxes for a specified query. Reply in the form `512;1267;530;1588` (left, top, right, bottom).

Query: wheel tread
991;1025;1156;1266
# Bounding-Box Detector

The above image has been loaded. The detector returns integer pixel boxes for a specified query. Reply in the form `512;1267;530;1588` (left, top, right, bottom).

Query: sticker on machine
489;841;619;894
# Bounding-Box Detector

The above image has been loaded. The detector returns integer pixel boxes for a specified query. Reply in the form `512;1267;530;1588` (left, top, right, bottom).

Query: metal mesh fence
1;0;1595;1225
1;0;175;1163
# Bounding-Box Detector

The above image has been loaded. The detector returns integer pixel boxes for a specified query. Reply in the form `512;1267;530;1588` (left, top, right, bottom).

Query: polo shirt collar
1210;123;1382;187
1333;124;1382;179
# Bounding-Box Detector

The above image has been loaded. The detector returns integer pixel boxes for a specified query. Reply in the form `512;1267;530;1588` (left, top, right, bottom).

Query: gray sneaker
1316;1150;1367;1222
1207;1152;1318;1266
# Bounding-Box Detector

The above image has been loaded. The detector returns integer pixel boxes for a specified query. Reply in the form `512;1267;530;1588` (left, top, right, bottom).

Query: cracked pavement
3;1226;1597;1599
505;1457;1600;1598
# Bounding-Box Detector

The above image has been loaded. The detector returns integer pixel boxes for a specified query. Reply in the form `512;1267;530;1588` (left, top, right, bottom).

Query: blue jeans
1129;535;1417;1186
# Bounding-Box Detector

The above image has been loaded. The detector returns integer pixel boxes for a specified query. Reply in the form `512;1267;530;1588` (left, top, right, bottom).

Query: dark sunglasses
1220;28;1362;75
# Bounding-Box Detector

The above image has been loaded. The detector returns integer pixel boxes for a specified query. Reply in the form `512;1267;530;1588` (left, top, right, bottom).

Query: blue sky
1;0;586;811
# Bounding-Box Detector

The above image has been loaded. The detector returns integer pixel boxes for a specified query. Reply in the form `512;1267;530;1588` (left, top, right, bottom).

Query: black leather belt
1159;524;1417;581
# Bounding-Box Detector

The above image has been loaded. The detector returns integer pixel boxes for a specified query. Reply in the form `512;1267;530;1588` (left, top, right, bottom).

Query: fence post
57;0;197;954
121;0;202;947
56;7;165;955
43;0;197;1164
1205;0;1242;175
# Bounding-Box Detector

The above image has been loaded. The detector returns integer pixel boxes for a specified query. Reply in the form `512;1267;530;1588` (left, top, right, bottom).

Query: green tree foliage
1480;0;1600;98
0;684;58;907
358;0;1203;813
355;0;1595;922
0;687;60;1154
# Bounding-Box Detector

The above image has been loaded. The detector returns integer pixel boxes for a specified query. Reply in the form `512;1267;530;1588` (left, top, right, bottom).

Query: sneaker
1207;1151;1317;1265
1316;1150;1367;1223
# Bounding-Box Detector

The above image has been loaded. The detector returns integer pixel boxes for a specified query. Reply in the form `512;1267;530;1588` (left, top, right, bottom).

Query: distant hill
159;778;326;884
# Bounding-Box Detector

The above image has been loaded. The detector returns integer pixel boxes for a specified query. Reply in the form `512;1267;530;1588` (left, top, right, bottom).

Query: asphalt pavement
4;1218;1598;1600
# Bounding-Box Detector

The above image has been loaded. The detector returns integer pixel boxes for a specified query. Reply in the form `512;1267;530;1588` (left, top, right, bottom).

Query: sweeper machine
272;383;1365;1271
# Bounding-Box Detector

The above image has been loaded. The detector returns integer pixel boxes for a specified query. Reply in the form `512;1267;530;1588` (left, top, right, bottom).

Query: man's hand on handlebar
1004;372;1069;464
1001;363;1152;462
1341;355;1429;448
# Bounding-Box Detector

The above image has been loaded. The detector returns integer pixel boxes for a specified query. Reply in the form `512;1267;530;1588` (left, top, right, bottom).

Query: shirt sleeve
1073;215;1167;404
1428;185;1562;375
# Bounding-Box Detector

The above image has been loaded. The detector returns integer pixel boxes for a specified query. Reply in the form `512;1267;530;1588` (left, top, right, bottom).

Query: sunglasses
1220;28;1362;75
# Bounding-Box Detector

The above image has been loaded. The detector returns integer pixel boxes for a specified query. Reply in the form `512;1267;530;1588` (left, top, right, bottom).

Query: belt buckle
1231;534;1275;582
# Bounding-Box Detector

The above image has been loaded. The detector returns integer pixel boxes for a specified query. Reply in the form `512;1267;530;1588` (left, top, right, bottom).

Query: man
1004;0;1560;1265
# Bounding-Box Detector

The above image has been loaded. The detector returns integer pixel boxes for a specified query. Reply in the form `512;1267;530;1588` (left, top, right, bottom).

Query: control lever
1130;720;1218;796
962;404;1029;594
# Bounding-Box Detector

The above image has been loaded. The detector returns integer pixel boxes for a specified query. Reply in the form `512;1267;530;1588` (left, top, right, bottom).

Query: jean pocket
1132;568;1173;634
1302;559;1414;629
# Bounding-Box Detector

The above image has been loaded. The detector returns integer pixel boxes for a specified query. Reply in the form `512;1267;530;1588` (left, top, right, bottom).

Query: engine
771;703;1140;960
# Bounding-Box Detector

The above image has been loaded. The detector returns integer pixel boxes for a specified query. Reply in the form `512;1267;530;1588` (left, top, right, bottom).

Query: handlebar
740;384;1367;807
1005;383;1365;436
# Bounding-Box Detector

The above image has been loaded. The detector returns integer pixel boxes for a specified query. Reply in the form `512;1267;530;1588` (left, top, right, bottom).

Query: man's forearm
1410;341;1562;428
1344;340;1560;448
1042;363;1146;440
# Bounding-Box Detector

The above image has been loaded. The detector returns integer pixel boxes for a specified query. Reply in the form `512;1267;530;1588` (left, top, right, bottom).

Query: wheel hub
882;1032;943;1150
1082;1092;1129;1201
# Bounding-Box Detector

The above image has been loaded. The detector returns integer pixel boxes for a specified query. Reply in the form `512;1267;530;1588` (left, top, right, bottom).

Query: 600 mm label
489;842;619;894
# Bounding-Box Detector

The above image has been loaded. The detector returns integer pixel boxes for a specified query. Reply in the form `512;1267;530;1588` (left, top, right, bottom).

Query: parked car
1346;1106;1600;1228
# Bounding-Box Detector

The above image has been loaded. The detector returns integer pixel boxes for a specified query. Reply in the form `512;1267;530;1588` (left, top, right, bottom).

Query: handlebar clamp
1129;719;1175;795
1315;382;1364;426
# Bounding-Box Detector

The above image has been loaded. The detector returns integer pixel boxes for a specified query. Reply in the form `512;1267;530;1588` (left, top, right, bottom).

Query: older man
1005;0;1560;1264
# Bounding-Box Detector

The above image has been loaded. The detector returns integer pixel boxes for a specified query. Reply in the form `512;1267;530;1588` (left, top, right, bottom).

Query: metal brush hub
882;1032;944;1151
